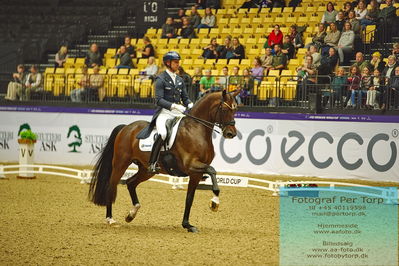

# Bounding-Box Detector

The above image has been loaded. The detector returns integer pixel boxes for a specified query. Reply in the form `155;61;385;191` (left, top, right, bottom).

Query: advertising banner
1;106;398;182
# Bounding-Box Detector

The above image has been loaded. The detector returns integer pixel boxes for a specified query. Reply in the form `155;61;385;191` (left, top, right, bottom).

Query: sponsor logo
37;132;62;152
67;125;82;153
85;134;108;154
0;131;13;150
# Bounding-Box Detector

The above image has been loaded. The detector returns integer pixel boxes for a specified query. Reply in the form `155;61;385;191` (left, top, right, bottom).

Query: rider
138;51;193;173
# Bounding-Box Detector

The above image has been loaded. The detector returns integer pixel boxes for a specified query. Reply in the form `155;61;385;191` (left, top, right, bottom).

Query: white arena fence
0;164;398;203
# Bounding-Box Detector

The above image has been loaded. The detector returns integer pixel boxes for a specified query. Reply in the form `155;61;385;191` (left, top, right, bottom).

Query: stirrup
148;163;161;174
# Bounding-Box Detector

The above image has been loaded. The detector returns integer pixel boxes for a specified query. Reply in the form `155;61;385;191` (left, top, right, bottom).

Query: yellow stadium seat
64;58;75;69
228;59;240;66
201;38;212;45
241;59;251;68
105;58;116;68
74;58;85;68
252;17;263;25
286;16;297;24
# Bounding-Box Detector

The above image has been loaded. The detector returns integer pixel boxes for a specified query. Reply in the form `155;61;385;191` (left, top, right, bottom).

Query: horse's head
215;90;239;139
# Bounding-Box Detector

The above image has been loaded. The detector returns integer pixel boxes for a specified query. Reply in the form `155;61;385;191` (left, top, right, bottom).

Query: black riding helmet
163;51;181;67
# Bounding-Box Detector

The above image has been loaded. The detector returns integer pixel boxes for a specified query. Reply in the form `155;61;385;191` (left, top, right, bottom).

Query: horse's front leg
205;165;220;212
182;175;201;232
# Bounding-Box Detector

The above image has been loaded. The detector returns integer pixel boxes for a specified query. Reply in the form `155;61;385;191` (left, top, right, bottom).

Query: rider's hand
187;103;193;110
171;103;186;113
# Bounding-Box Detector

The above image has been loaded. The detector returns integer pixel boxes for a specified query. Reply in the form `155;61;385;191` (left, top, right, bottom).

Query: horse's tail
88;124;126;206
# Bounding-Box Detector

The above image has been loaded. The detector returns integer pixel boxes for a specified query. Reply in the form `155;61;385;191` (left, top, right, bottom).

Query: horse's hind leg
125;165;153;223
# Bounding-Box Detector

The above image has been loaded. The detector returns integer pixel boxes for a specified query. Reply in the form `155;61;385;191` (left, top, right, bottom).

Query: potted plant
17;129;37;179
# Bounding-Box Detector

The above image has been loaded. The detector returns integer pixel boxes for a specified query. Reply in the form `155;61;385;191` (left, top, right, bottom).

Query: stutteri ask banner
0;106;398;182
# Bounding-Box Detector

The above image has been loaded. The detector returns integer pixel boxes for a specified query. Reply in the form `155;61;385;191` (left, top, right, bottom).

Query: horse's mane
193;90;221;105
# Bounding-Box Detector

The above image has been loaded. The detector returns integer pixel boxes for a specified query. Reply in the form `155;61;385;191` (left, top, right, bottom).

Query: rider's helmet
163;51;181;66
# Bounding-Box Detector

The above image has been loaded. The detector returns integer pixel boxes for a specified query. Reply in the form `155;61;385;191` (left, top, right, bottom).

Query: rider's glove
187;103;194;110
171;103;186;113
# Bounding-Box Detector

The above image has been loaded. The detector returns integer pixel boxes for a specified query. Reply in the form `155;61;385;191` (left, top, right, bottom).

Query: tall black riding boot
148;135;163;173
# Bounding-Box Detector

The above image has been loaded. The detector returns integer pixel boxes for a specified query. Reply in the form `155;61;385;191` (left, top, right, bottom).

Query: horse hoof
209;199;219;212
105;217;120;227
125;214;133;223
125;204;141;223
188;226;198;233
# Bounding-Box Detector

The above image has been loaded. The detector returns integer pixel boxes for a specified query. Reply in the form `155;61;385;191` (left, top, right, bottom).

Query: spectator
161;17;176;38
270;44;287;70
393;43;399;61
265;24;283;49
239;0;258;9
382;55;398;78
288;0;301;7
323;67;347;107
177;66;193;100
354;0;368;21
228;66;242;91
344;65;361;107
24;65;42;100
85;43;102;67
335;11;346;32
5;64;26;101
321;2;338;25
216;36;232;59
370;52;386;73
352;52;372;72
319;47;339;75
141;56;158;80
384;66;399;110
237;68;255;105
206;0;220;9
199;69;216;97
366;68;384;109
342;2;354;19
305;23;327;49
202;38;219;59
355;66;372;108
189;6;201;28
378;0;397;25
321;22;341;57
228;37;245;60
114;45;134;69
251;57;264;84
296;55;317;101
348;10;361;38
289;25;304;49
215;66;229;90
307;45;321;68
124;36;136;58
197;7;216;28
139;37;155;58
180;16;196;38
260;47;273;69
70;66;89;102
55;46;68;68
337;22;355;64
88;66;105;101
281;35;295;59
191;67;203;99
173;8;186;29
360;0;380;28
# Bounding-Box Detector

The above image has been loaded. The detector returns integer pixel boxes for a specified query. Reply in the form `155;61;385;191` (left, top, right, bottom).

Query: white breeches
156;108;181;140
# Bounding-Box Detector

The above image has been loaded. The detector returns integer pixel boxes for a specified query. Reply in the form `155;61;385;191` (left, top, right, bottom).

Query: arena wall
1;105;398;182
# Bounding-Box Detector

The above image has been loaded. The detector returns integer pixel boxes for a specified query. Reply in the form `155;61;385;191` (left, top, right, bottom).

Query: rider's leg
148;113;169;173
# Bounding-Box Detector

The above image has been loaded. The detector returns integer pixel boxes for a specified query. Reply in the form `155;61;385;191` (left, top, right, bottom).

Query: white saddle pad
139;116;184;152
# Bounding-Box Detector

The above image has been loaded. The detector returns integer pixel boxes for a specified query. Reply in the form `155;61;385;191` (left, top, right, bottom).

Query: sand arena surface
0;172;398;265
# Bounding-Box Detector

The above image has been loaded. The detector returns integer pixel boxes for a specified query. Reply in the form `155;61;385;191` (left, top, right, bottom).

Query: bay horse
88;90;239;232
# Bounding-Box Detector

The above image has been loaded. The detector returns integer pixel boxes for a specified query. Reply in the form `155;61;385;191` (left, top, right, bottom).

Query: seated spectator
305;23;327;49
335;11;346;32
189;6;201;28
71;66;89;102
228;37;245;60
177;66;193;100
352;52;372;72
199;69;216;97
161;17;176;38
55;46;68;68
337;22;355;64
87;66;105;102
323;67;347;107
237;68;255;105
344;65;361;107
306;45;321;68
288;0;301;7
270;44;287;70
282;35;295;59
366;68;384;109
5;64;26;101
206;0;220;9
114;45;134;69
265;24;283;49
319;47;339;75
370;52;386;73
139;37;155;58
289;25;303;49
296;55;318;100
173;8;186;29
239;0;258;9
392;43;399;61
216;36;232;59
355;66;372;108
191;67;203;99
260;47;273;69
197;7;216;28
24;65;42;100
348;11;361;39
215;66;229;90
251;57;264;84
354;0;368;21
180;17;196;38
228;66;242;92
85;43;102;67
382;55;399;79
342;2;354;19
321;22;341;57
141;57;158;80
378;0;397;41
124;36;136;59
202;38;219;59
321;2;338;26
360;0;380;28
384;66;399;110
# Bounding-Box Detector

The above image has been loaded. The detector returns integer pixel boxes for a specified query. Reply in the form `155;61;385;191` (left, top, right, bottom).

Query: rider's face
169;59;180;72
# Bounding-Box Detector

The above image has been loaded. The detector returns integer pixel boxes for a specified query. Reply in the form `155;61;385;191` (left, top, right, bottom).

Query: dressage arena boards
1;164;398;265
